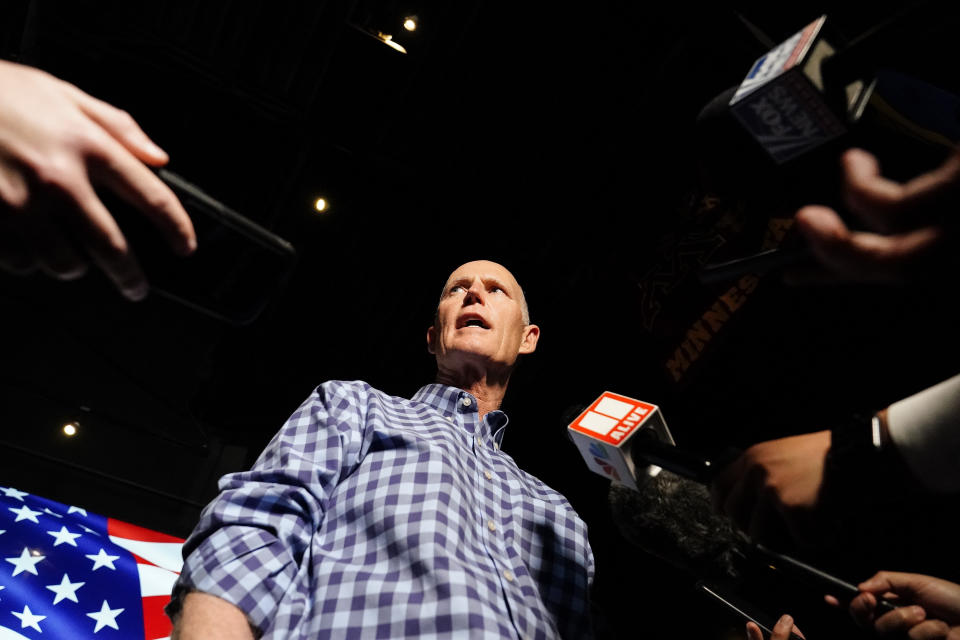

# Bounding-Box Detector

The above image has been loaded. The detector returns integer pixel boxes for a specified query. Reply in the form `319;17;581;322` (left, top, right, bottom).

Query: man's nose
463;280;485;305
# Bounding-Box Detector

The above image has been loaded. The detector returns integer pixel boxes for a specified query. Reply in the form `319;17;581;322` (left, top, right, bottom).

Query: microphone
608;468;747;581
695;7;960;284
609;470;900;615
566;391;722;489
729;14;857;166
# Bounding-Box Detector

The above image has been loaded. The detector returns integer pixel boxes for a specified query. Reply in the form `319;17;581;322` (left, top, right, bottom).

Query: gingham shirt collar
412;383;509;447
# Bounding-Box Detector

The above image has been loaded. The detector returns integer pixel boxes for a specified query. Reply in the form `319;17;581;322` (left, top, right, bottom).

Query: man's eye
450;285;464;294
490;286;503;293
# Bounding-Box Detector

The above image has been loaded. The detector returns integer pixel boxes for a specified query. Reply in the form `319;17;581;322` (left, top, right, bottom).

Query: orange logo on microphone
568;392;656;446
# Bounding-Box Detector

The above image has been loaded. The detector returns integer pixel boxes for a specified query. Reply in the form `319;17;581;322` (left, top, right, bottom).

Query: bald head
437;261;530;325
427;260;539;377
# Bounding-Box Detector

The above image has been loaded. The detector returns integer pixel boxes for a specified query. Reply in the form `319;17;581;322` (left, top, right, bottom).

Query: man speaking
167;260;595;639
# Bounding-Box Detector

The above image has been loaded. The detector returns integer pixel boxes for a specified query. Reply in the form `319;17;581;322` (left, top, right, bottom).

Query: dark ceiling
2;1;959;637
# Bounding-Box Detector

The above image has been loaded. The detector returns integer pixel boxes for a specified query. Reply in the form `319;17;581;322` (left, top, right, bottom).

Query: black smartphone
103;169;297;325
697;581;803;640
752;544;896;614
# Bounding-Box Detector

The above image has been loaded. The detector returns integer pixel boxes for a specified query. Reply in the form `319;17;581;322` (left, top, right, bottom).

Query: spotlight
376;32;407;54
403;16;418;32
62;422;78;437
314;197;329;213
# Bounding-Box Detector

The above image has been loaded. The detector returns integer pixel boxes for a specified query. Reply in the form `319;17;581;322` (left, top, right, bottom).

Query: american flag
0;485;183;639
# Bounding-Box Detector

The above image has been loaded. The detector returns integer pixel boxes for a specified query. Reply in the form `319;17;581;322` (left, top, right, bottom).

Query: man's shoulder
512;463;581;509
313;380;420;410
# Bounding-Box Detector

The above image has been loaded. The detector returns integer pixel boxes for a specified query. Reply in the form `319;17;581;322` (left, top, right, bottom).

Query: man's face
427;260;539;372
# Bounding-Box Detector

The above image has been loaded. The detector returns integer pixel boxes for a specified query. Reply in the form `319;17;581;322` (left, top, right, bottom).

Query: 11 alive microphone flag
567;392;676;491
0;485;183;640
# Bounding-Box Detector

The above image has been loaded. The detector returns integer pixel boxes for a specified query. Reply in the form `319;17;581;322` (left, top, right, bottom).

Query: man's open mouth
458;315;489;329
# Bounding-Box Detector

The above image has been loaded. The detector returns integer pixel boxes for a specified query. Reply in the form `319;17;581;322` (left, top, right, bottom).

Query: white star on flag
67;506;88;517
46;573;85;604
85;548;120;571
47;525;82;547
7;505;42;523
43;507;64;518
1;487;29;501
11;604;46;632
86;600;124;632
5;547;45;576
78;524;100;536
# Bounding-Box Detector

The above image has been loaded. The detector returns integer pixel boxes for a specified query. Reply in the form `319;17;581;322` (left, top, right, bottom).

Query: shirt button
476;437;483;448
484;470;493;480
487;520;496;532
503;569;514;582
445;416;454;423
461;397;472;407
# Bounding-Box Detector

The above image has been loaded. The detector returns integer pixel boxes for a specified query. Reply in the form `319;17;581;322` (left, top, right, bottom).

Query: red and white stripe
107;518;184;640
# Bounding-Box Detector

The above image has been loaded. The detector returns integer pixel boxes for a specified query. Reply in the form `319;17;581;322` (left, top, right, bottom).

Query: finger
772;614;798;640
0;151;30;211
874;605;927;635
59;81;170;166
793;205;870;279
843;147;960;230
794;205;941;283
745;621;764;640
906;618;950;640
859;571;923;599
66;179;148;300
825;594;841;608
84;132;196;255
851;592;879;628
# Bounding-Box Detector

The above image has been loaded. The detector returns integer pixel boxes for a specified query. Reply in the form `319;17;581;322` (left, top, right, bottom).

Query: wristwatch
824;413;891;500
825;409;915;502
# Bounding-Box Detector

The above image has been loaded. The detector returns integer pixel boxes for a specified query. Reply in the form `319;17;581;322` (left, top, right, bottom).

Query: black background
2;1;959;637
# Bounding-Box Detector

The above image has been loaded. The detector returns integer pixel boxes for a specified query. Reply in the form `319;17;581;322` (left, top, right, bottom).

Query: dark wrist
824;413;887;501
825;410;921;503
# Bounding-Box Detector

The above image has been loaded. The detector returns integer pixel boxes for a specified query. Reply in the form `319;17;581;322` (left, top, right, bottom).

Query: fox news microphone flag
0;485;183;640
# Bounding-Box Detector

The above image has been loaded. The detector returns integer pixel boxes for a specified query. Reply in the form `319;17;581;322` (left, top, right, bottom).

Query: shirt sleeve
167;381;373;634
887;372;960;493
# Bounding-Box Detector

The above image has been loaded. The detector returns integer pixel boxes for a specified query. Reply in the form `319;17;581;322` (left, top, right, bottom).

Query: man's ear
426;325;436;354
518;324;540;355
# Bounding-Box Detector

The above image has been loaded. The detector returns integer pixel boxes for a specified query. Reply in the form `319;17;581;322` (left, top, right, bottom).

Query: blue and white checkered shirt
169;381;595;639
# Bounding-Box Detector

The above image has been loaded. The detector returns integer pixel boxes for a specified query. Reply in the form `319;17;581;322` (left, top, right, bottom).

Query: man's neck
435;364;511;421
